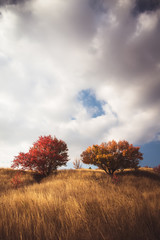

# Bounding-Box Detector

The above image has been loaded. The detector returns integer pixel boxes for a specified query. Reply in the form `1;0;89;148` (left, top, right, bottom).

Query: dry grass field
0;168;160;240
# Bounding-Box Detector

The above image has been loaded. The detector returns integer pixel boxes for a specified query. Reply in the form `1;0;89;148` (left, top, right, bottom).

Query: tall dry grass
0;168;160;240
0;168;36;194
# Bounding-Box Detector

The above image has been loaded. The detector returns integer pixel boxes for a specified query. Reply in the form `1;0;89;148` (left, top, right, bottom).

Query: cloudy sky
0;0;160;168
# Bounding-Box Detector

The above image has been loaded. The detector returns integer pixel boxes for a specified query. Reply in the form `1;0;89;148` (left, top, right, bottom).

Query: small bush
11;172;23;188
153;165;160;174
73;159;82;169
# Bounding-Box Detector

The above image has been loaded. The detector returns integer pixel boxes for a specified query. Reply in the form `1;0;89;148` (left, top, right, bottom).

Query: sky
0;0;160;168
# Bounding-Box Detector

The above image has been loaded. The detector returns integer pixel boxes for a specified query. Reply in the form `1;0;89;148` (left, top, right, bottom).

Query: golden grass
0;168;36;194
0;168;160;240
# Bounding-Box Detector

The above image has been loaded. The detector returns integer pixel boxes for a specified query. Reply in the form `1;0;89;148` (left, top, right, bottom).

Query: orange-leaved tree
81;140;143;176
11;135;69;176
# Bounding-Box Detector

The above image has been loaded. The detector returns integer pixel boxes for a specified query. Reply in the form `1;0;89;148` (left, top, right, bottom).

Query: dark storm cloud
92;0;160;86
140;79;160;108
133;0;160;14
0;0;160;166
0;0;29;6
89;0;107;13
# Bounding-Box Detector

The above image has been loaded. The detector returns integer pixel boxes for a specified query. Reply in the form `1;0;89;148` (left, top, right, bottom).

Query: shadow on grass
32;173;45;183
32;170;58;183
117;169;160;182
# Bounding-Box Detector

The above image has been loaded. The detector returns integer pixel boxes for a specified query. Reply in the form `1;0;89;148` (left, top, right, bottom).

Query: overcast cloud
0;0;160;167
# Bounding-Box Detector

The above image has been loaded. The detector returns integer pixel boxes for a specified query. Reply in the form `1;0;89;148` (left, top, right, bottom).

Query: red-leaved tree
11;135;69;176
81;140;143;176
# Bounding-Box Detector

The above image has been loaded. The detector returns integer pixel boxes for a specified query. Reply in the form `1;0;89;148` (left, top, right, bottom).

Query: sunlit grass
0;168;160;240
0;168;36;194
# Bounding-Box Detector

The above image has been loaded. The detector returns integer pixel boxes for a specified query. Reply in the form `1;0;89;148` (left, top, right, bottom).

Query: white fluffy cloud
0;0;160;167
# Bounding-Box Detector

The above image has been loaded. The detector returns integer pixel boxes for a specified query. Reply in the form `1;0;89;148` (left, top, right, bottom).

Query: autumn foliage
11;135;69;176
81;140;143;175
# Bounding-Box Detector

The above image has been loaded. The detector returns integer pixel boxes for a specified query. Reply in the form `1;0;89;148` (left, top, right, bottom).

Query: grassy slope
0;168;160;240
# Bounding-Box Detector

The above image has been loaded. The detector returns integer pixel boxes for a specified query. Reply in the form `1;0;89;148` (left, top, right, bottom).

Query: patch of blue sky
78;89;106;118
140;141;160;167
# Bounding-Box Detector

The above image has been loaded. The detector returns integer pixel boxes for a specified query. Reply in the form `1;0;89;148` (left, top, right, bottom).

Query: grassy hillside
0;168;160;240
